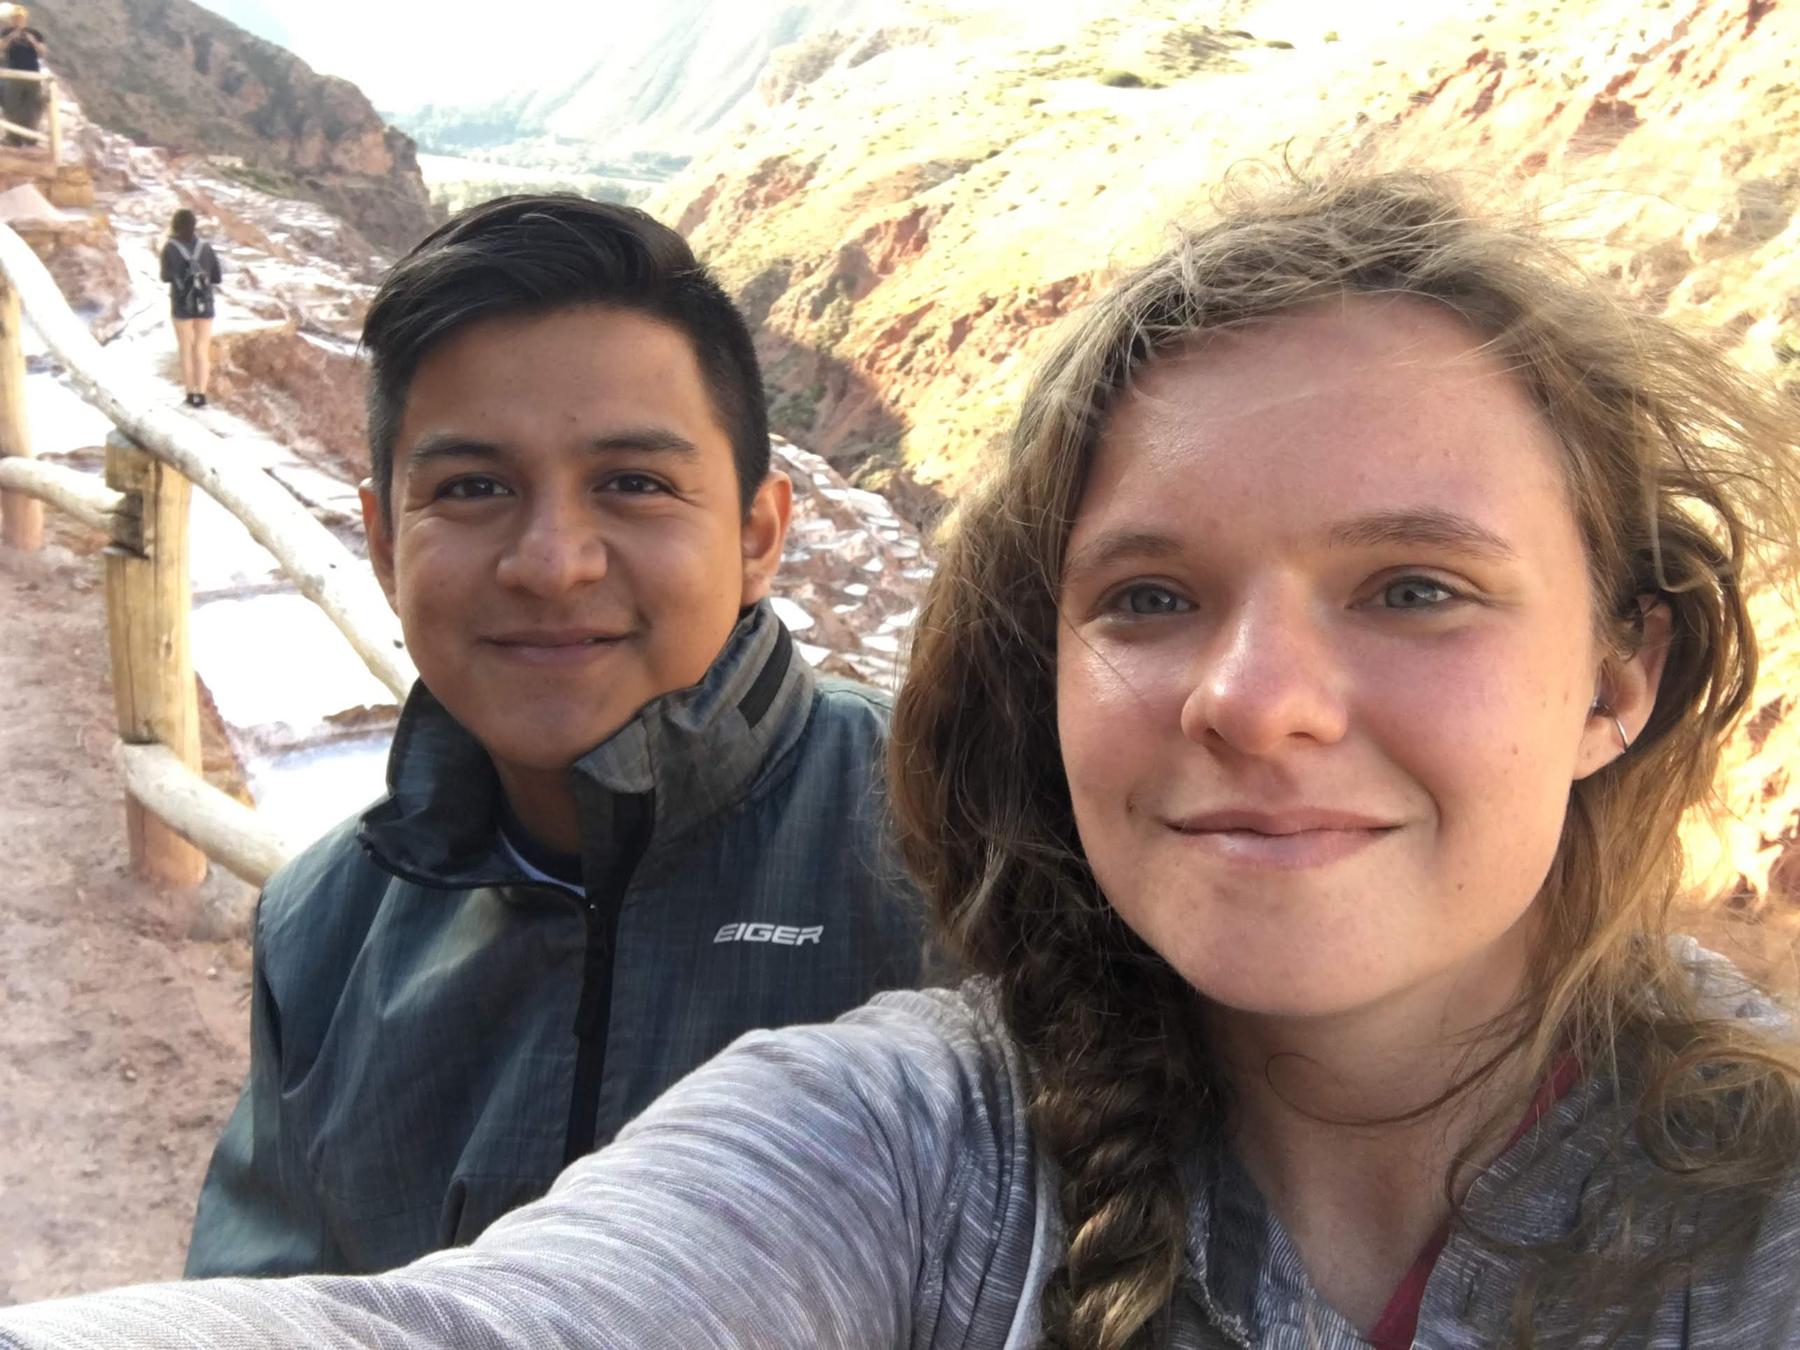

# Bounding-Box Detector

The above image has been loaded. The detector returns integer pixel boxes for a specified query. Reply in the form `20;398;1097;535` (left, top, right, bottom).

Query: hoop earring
1591;701;1632;752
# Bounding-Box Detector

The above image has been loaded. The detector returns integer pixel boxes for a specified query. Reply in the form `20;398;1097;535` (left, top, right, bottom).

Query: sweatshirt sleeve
1682;1168;1800;1347
0;988;1024;1350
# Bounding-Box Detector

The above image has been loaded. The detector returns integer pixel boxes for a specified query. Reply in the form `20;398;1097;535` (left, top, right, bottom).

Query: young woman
159;208;221;408
1;171;1797;1349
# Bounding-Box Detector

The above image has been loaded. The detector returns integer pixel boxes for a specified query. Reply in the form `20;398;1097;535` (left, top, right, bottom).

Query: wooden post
103;435;207;886
0;276;39;549
44;74;59;165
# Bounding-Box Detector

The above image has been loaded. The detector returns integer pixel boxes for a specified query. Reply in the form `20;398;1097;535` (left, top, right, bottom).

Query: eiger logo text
713;922;824;947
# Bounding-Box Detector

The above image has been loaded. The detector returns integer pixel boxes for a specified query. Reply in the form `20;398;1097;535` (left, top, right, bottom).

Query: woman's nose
1178;593;1349;756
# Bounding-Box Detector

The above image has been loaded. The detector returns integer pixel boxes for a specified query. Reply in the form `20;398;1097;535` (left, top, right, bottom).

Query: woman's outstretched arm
0;987;1027;1350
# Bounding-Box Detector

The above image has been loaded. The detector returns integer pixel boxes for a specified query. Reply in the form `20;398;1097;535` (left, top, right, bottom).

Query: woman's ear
1576;598;1672;778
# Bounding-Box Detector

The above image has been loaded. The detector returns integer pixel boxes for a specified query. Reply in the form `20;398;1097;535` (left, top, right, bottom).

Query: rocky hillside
653;0;1800;928
656;0;1800;503
26;0;436;253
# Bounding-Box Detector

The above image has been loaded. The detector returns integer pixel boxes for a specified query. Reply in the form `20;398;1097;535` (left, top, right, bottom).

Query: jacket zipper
563;791;654;1166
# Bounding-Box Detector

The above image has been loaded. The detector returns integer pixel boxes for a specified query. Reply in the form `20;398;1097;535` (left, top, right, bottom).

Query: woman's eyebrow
1326;508;1518;560
1062;528;1184;583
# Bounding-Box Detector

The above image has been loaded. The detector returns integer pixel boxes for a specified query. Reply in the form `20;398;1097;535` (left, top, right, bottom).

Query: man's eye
1380;576;1456;608
437;476;507;501
605;473;667;495
1110;584;1191;616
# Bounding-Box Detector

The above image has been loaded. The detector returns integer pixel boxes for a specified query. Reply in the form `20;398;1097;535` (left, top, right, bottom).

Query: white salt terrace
25;367;397;847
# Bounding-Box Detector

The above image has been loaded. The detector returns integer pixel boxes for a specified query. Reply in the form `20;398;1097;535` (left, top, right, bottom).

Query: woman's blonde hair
889;169;1800;1348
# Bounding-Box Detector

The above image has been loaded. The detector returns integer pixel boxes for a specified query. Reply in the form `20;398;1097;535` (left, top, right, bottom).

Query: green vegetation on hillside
428;177;650;216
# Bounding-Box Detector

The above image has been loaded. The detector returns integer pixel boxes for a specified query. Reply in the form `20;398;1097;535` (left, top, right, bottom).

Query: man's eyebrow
1062;528;1185;583
585;428;702;457
405;436;499;468
404;428;702;467
1327;508;1517;560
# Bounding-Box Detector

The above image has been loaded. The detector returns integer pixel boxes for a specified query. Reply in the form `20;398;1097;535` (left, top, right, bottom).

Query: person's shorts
171;294;215;322
0;79;42;132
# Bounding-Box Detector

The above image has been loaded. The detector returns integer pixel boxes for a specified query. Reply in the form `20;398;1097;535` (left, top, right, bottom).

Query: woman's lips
1165;809;1399;870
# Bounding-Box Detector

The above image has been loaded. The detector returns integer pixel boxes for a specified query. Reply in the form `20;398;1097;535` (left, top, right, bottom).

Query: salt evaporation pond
243;739;391;849
15;144;416;858
26;367;395;853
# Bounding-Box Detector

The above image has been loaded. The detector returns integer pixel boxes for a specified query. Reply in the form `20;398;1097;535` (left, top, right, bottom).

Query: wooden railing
0;68;62;167
0;221;415;887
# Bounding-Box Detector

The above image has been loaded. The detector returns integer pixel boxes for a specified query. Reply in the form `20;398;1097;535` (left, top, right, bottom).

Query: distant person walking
0;4;46;147
160;208;221;408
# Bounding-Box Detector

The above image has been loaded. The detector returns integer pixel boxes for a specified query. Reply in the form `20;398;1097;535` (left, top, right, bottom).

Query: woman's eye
1110;584;1191;617
1380;576;1456;609
437;476;507;501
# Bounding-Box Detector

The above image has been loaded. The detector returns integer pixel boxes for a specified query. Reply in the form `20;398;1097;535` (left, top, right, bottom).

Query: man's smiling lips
1164;807;1400;870
480;627;634;666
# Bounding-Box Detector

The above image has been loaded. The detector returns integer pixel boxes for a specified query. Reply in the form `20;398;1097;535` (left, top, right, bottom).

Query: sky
187;0;1105;119
188;0;822;113
189;0;614;111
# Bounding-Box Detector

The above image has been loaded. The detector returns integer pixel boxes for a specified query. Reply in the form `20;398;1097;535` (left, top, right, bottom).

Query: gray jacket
5;960;1797;1349
181;601;936;1278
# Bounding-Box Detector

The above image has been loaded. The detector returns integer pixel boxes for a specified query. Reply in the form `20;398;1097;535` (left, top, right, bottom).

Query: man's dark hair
361;194;769;517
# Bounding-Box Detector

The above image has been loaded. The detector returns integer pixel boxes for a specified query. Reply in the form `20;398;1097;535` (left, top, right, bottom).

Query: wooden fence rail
0;454;128;537
0;220;412;888
115;742;298;888
0;69;63;167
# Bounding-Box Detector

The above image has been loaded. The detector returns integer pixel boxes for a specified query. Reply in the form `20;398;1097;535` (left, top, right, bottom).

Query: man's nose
495;498;608;596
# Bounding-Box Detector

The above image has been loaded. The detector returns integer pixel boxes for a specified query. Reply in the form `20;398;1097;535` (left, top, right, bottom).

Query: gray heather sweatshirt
1;963;1797;1349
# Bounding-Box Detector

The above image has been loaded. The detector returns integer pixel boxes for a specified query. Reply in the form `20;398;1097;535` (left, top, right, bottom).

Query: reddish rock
209;324;369;482
26;0;437;254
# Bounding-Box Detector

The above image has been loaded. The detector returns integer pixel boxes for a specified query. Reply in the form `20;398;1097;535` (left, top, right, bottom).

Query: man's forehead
394;308;730;457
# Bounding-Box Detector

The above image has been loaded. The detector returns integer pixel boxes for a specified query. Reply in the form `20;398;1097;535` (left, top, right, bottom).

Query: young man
183;196;937;1277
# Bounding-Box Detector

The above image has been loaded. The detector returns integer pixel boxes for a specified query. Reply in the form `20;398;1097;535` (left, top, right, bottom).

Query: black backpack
170;238;213;310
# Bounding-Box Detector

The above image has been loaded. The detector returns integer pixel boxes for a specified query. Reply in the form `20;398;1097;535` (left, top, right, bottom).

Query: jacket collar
358;602;810;890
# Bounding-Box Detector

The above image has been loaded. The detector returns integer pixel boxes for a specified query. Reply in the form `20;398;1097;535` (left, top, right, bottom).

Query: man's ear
359;479;400;613
1576;598;1672;778
739;469;793;607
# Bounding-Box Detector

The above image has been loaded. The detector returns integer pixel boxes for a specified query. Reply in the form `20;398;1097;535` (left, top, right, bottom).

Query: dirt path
0;522;253;1304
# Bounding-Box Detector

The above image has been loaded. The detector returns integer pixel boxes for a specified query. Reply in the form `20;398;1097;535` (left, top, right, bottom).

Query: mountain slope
655;0;1800;499
653;0;1800;928
395;0;892;173
29;0;436;253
